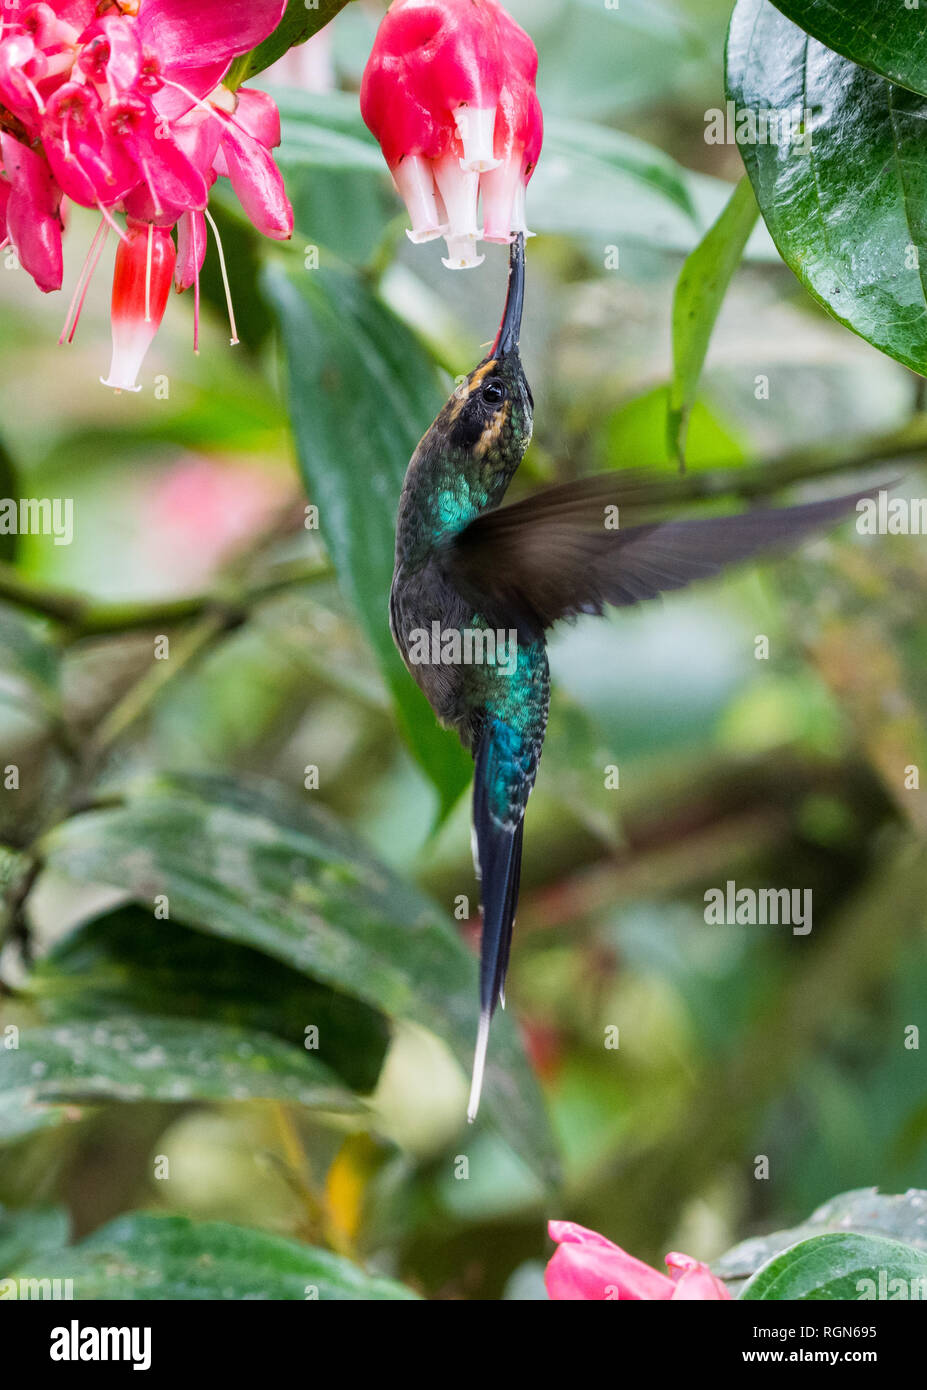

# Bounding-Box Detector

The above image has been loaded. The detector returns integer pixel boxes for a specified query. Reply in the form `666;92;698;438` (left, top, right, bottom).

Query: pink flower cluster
361;0;542;269
0;0;294;390
545;1222;732;1300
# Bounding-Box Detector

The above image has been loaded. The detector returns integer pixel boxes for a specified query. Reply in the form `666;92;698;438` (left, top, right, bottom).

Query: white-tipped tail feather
467;1008;492;1123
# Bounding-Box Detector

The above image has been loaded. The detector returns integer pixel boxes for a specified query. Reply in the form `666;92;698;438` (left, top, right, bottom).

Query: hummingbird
390;233;872;1121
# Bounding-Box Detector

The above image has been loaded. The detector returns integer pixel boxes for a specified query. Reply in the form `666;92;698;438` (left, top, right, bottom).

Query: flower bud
360;0;542;268
102;218;175;392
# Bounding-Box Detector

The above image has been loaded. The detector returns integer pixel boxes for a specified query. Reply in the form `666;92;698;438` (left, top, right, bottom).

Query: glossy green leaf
263;260;472;817
1;1016;359;1127
727;0;927;374
740;1231;927;1300
717;1187;927;1291
41;773;559;1185
28;906;390;1095
669;176;758;464
227;1;354;88
770;1;927;97
12;1211;418;1299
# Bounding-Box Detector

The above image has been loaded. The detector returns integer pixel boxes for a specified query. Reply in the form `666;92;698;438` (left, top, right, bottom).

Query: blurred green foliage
0;0;925;1300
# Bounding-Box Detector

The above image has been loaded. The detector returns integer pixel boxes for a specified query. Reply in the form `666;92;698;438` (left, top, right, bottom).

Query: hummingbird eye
481;378;506;406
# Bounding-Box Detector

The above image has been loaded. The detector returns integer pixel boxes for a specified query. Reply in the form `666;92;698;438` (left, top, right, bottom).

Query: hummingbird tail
467;1009;491;1124
467;720;527;1121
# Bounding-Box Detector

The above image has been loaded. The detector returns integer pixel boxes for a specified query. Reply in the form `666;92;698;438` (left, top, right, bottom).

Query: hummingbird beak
491;232;526;360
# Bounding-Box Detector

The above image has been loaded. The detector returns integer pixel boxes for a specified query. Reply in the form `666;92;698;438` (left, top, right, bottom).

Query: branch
0;555;333;641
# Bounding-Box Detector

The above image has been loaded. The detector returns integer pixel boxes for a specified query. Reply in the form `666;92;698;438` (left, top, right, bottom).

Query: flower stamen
59;216;108;344
204;205;238;346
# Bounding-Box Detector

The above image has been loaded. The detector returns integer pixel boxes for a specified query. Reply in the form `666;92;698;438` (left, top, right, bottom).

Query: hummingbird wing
439;476;873;635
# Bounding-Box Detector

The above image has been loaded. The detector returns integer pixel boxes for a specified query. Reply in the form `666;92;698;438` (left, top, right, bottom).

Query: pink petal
136;0;287;71
151;62;231;122
174;208;206;291
0;32;46;128
171;107;223;182
0;133;62;291
43;82;138;208
217;121;292;239
106;95;209;221
361;60;449;166
545;1222;676;1301
0;178;11;241
45;1;96;28
233;88;281;149
666;1252;731;1301
76;13;143;92
20;3;82;51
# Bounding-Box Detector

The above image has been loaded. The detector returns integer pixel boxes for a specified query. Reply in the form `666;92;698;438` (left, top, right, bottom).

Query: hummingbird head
442;234;533;471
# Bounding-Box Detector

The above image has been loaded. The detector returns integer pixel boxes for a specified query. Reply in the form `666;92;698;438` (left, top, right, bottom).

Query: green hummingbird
391;234;870;1121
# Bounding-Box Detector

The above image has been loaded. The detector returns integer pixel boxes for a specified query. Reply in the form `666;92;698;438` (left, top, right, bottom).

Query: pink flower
545;1222;731;1301
0;0;294;389
101;215;174;392
360;0;542;269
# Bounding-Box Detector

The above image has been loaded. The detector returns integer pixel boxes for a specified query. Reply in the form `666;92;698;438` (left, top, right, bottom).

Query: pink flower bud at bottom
101;219;175;393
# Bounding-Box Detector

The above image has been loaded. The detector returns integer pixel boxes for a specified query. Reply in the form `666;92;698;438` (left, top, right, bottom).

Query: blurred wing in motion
439;476;873;634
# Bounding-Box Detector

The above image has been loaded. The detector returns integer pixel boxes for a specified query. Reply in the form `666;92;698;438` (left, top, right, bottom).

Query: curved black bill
491;233;526;359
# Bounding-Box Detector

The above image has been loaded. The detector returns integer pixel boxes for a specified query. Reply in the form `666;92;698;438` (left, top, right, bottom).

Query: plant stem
0;555;333;642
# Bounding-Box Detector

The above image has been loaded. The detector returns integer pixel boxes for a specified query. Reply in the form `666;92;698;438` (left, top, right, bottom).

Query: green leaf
0;1204;69;1275
262;260;472;817
41;773;559;1186
0;601;59;722
669;176;758;464
600;384;747;474
227;1;354;88
0;1016;359;1127
717;1187;927;1292
273;88;384;173
0;437;17;562
727;0;927;375
28;906;390;1095
12;1211;418;1299
740;1231;927;1300
770;1;927;97
265;90;396;266
531;115;700;249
